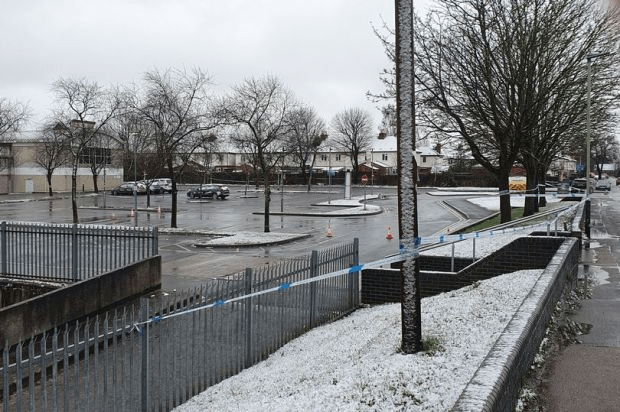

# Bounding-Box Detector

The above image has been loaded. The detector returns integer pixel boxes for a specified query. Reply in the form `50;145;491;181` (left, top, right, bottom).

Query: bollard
585;198;591;240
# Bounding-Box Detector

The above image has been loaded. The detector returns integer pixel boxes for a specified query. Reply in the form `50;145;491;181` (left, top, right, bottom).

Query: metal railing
0;222;158;282
1;239;359;411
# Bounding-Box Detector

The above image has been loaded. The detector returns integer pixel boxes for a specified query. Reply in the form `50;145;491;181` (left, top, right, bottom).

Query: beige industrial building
0;137;123;194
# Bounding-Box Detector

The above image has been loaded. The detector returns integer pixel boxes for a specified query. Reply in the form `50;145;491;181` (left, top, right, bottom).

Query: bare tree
508;0;620;215
0;98;29;173
133;68;218;228
35;125;69;195
0;98;29;139
218;76;296;232
330;108;374;184
50;78;122;223
285;106;327;191
197;133;220;184
593;135;619;179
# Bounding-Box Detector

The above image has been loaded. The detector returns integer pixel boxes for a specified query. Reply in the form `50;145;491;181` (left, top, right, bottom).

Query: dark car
187;184;230;199
111;183;135;196
111;182;146;196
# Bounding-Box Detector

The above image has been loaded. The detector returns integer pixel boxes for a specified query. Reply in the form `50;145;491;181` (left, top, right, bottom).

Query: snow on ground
193;231;311;247
171;192;568;410
467;194;562;211
174;269;543;412
423;232;525;258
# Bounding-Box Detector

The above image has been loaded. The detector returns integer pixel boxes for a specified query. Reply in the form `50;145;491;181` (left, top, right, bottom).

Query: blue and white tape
134;200;581;328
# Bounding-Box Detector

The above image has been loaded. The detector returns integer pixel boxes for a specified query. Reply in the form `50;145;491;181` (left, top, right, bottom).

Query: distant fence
1;239;359;411
0;222;158;282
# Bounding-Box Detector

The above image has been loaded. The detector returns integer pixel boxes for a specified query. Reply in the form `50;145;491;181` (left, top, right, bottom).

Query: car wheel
216;191;222;199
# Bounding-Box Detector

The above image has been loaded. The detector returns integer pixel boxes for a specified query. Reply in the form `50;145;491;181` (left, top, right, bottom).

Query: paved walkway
544;195;620;411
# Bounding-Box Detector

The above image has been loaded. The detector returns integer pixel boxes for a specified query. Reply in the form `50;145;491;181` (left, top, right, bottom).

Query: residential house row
0;130;578;194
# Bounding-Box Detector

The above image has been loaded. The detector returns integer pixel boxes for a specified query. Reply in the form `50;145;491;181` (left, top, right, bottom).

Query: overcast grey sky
1;0;433;131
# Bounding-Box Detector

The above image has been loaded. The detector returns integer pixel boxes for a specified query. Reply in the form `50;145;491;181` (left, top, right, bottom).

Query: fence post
1;221;6;276
244;268;253;368
472;237;476;261
451;243;455;272
72;224;79;281
309;250;319;328
352;238;360;307
152;227;159;256
141;298;150;412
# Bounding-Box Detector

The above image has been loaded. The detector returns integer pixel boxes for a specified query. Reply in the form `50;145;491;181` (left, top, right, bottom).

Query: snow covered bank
174;269;543;412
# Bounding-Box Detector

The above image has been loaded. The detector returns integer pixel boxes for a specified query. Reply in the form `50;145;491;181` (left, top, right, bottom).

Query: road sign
361;175;368;185
577;163;585;172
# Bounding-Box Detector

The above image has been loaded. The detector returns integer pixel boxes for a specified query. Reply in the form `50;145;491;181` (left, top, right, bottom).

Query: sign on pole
361;175;368;185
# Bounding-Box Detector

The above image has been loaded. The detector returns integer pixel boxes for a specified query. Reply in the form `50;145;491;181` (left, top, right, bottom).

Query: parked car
154;178;173;193
595;179;611;191
141;180;163;194
187;184;230;199
571;177;595;193
111;182;146;196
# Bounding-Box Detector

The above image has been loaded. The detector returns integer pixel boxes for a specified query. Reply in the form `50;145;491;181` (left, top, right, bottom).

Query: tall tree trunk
92;174;99;193
523;165;538;217
47;172;53;196
263;171;271;233
537;165;547;208
168;161;177;228
71;172;78;224
498;170;512;223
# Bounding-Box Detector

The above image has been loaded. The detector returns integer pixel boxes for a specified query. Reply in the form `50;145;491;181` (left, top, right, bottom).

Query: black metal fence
0;222;159;282
1;239;359;411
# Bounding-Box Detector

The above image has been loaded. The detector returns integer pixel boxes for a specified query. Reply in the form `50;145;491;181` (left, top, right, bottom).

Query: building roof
368;135;439;156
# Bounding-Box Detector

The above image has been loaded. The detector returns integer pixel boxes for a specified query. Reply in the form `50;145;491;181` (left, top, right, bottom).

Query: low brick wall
0;256;161;346
362;237;566;304
453;237;579;411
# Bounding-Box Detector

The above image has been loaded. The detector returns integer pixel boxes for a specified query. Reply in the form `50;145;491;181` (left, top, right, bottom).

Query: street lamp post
370;149;374;196
585;52;610;240
134;149;138;227
328;147;332;204
586;52;611;196
586;56;593;197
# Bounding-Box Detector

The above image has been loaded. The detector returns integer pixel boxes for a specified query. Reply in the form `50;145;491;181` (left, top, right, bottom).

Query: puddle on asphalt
583;264;611;286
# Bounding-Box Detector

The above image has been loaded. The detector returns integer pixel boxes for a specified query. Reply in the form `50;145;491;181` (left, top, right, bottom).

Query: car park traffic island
192;231;311;248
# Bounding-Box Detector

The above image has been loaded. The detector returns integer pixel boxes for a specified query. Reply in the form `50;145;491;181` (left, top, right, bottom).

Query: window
320;154;327;161
79;147;111;165
382;153;388;161
335;154;342;161
422;156;427;163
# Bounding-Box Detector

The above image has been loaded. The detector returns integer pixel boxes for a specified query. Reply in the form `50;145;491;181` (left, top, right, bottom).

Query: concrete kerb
452;238;579;411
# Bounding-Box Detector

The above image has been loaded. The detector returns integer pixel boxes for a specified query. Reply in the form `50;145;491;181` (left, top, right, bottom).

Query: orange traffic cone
326;223;334;238
386;226;394;240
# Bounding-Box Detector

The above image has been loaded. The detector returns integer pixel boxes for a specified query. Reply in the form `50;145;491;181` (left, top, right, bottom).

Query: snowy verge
174;269;543;412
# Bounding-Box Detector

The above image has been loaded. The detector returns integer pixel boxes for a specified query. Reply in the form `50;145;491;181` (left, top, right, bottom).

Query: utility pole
395;0;422;353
